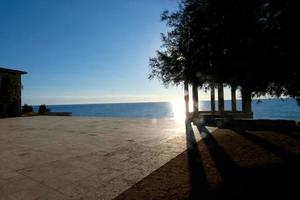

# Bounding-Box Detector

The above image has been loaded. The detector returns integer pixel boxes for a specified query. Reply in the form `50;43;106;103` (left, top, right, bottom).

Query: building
0;67;27;117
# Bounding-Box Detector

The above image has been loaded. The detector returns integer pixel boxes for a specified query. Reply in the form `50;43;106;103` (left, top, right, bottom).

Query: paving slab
0;116;197;200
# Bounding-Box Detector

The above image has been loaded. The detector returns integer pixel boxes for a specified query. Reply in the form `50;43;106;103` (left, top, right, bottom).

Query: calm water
33;99;300;120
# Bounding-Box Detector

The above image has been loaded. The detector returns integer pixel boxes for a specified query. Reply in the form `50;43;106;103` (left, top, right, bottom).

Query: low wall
23;112;72;117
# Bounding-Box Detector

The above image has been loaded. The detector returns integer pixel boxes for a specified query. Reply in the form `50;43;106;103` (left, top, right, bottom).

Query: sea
33;98;300;120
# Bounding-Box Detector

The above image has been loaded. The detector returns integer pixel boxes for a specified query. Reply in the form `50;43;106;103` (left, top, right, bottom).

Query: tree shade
149;0;299;103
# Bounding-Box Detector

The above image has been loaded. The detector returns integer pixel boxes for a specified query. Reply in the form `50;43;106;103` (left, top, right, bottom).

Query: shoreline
6;114;300;127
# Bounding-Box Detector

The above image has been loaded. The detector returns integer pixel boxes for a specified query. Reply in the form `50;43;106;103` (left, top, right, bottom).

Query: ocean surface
33;99;300;120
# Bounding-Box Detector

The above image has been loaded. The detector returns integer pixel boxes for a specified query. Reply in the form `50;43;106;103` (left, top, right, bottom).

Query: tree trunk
231;84;237;112
241;86;252;113
192;84;199;114
218;83;224;112
210;83;215;112
184;81;189;117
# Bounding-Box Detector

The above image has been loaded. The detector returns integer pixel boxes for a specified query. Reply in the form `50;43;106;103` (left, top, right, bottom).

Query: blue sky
0;0;232;105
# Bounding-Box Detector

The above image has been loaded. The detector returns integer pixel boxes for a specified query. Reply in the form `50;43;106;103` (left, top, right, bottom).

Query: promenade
0;116;299;199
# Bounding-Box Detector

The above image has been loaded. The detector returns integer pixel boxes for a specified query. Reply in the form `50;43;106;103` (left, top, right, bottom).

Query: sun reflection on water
171;99;206;122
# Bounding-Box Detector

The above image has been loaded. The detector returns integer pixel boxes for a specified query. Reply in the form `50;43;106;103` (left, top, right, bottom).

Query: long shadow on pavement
113;121;300;200
185;120;209;199
195;123;300;199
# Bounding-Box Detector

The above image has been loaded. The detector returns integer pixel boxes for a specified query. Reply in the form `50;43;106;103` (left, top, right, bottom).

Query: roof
0;67;27;75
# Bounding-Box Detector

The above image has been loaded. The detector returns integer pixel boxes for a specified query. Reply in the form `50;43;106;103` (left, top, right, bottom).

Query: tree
149;0;299;103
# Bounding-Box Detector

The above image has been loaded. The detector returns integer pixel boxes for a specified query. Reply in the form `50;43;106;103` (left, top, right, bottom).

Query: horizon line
26;97;292;106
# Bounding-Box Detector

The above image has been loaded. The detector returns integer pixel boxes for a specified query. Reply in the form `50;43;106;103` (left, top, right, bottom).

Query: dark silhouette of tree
38;104;50;113
149;0;299;103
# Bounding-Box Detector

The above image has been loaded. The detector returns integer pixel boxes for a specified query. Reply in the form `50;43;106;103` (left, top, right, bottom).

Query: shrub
22;104;33;114
38;104;50;113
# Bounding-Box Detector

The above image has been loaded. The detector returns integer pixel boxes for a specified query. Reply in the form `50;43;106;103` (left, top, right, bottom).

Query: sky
0;0;233;105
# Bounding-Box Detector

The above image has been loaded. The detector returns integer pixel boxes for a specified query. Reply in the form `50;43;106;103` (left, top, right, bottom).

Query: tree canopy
149;0;299;102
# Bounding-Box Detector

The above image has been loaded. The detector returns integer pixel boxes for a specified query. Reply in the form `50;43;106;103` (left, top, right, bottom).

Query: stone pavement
0;116;200;200
114;122;300;199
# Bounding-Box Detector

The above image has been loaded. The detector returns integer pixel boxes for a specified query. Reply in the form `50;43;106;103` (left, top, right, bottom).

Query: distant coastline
29;97;294;107
31;98;300;120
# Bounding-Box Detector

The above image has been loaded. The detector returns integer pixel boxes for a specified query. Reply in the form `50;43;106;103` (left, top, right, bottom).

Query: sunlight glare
171;100;186;122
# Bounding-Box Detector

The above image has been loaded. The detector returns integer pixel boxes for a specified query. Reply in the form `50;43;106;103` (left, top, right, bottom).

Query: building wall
0;73;22;117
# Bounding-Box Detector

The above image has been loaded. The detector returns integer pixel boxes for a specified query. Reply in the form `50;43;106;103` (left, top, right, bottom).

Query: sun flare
171;100;186;122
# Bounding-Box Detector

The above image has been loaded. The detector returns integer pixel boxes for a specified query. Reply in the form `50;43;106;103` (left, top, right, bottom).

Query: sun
171;100;186;122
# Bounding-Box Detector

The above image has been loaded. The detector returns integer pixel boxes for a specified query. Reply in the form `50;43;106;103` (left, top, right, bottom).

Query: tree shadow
275;130;300;140
114;120;300;199
185;119;209;199
189;122;300;199
195;124;243;198
233;127;300;164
